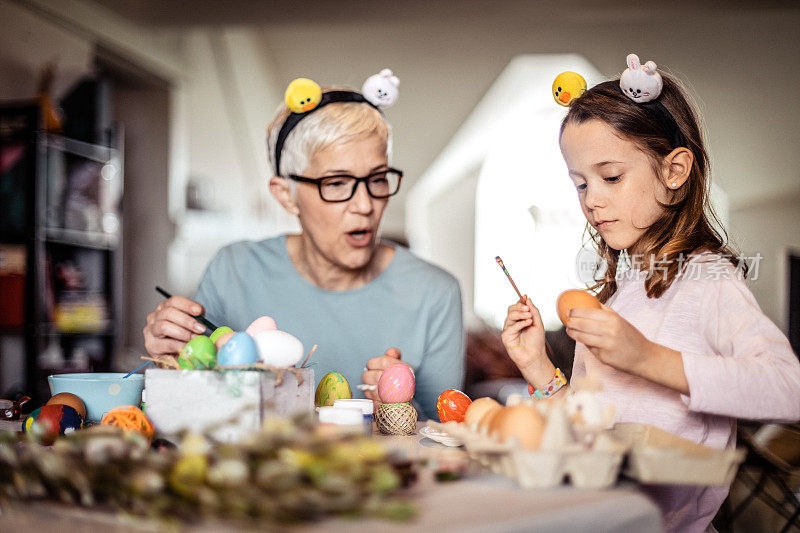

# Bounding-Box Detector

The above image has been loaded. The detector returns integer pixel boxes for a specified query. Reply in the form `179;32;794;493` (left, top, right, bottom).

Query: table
0;419;663;532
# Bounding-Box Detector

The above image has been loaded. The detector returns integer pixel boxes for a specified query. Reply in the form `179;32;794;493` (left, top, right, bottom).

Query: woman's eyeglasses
288;168;403;203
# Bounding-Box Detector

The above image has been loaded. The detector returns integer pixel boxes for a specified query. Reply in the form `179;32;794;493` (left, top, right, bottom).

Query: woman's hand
361;348;405;407
143;296;207;357
566;305;689;394
501;297;552;386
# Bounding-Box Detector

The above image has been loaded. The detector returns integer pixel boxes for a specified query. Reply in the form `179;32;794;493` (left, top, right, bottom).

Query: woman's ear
662;147;694;190
269;176;300;215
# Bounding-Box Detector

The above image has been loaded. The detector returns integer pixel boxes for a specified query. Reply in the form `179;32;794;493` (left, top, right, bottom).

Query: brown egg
47;392;87;420
495;404;546;450
464;397;500;428
487;406;509;437
556;289;602;326
477;405;503;434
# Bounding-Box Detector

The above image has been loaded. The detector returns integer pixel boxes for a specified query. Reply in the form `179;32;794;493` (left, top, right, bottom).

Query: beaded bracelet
527;368;567;400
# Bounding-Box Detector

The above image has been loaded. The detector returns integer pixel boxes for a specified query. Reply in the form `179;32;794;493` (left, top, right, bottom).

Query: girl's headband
553;53;687;149
274;69;399;176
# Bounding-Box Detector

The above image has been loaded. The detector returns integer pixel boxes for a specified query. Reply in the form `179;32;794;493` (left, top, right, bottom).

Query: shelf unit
0;103;123;403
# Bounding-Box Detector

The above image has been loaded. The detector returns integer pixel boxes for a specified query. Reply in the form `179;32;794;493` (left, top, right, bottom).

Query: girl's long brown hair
561;75;745;302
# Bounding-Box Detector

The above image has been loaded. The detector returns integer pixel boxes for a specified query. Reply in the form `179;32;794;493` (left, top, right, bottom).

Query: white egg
253;330;304;367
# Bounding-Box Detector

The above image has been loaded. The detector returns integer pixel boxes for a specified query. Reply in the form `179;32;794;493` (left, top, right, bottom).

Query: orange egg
556;289;602;326
46;392;87;420
437;389;472;423
477;405;503;433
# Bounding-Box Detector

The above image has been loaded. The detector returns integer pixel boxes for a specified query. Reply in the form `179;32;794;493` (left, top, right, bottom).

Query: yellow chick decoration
552;72;587;107
285;78;323;113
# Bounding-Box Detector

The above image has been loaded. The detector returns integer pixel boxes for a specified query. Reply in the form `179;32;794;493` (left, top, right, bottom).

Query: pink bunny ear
642;61;658;74
626;53;641;70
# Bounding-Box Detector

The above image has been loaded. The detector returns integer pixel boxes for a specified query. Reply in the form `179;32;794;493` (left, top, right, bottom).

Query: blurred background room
0;1;799;526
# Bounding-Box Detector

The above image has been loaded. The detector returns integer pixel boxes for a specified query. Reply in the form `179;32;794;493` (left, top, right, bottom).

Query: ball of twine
100;405;155;440
376;402;417;435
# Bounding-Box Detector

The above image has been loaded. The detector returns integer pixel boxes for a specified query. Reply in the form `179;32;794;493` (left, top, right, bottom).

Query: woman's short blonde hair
266;87;392;178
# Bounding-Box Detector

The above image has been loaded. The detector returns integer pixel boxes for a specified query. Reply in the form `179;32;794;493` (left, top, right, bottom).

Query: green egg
178;335;217;369
209;326;234;344
315;371;352;407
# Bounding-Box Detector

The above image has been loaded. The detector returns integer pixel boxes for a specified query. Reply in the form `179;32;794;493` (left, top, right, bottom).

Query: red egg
437;389;472;423
378;363;415;403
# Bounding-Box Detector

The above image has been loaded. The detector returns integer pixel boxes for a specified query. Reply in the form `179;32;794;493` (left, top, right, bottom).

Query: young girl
502;55;800;532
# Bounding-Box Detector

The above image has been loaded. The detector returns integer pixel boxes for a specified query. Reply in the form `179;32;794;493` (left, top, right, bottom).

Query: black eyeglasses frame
287;168;403;203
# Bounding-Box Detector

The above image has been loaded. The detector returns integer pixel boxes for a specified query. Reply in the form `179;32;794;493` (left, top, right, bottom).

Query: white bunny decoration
362;68;399;108
619;53;663;103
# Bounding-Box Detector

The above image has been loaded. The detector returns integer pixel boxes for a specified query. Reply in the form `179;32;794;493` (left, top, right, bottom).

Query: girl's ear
269;176;301;215
662;147;694;189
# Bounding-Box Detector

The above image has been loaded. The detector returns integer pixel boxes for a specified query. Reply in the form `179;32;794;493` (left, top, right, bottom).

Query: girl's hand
567;305;690;393
566;305;653;374
501;296;548;376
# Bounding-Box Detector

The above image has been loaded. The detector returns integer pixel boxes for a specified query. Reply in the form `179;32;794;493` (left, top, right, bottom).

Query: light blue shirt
194;235;464;419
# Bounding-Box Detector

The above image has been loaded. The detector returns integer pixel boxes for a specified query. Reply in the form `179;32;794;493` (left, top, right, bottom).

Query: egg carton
427;420;626;489
610;422;746;486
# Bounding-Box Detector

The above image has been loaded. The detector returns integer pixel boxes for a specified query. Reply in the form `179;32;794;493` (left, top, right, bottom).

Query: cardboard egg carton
429;416;745;488
610;422;746;486
428;407;626;490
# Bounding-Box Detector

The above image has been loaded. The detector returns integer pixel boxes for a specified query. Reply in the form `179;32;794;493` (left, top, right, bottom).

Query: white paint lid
333;398;374;415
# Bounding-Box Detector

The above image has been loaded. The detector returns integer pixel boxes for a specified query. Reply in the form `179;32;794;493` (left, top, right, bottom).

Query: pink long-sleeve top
571;252;800;532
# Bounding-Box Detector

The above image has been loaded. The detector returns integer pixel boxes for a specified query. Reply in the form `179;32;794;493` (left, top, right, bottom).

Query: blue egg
216;332;259;366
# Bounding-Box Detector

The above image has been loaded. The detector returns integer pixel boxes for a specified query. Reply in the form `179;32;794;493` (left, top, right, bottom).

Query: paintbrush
495;256;525;303
495;256;557;359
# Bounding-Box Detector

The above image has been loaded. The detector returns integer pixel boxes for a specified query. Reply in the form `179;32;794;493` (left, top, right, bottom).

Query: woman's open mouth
345;229;373;247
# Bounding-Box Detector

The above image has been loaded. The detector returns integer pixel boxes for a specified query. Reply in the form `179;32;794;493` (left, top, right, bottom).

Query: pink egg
378;363;415;404
245;316;278;336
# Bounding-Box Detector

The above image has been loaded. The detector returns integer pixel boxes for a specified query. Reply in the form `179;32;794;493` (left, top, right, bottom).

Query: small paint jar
317;406;364;436
334;399;375;436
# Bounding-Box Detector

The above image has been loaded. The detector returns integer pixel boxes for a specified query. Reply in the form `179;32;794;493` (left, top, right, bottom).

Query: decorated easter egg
377;364;415;404
253;330;304;367
178;335;217;369
437;389;472;423
315;372;352;407
47;392;87;420
556;289;602;326
37;403;83;437
216;332;259;367
22;406;42;433
245;315;278;336
209;326;234;344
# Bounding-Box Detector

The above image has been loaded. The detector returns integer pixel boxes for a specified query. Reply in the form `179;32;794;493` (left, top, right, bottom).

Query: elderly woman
142;77;464;418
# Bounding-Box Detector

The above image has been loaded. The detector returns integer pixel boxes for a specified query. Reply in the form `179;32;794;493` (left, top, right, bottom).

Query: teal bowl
48;373;144;424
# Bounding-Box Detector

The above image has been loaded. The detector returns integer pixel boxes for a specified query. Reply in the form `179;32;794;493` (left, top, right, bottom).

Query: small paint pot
334;399;374;436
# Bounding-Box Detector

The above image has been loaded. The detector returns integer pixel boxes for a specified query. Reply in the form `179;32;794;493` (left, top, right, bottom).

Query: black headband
639;100;688;150
274;90;380;176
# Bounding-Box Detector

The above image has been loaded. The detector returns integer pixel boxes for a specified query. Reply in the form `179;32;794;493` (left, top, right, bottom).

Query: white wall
730;192;800;331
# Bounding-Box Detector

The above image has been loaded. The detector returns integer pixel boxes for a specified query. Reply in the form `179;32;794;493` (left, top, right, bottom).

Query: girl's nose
349;181;374;214
584;185;605;209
